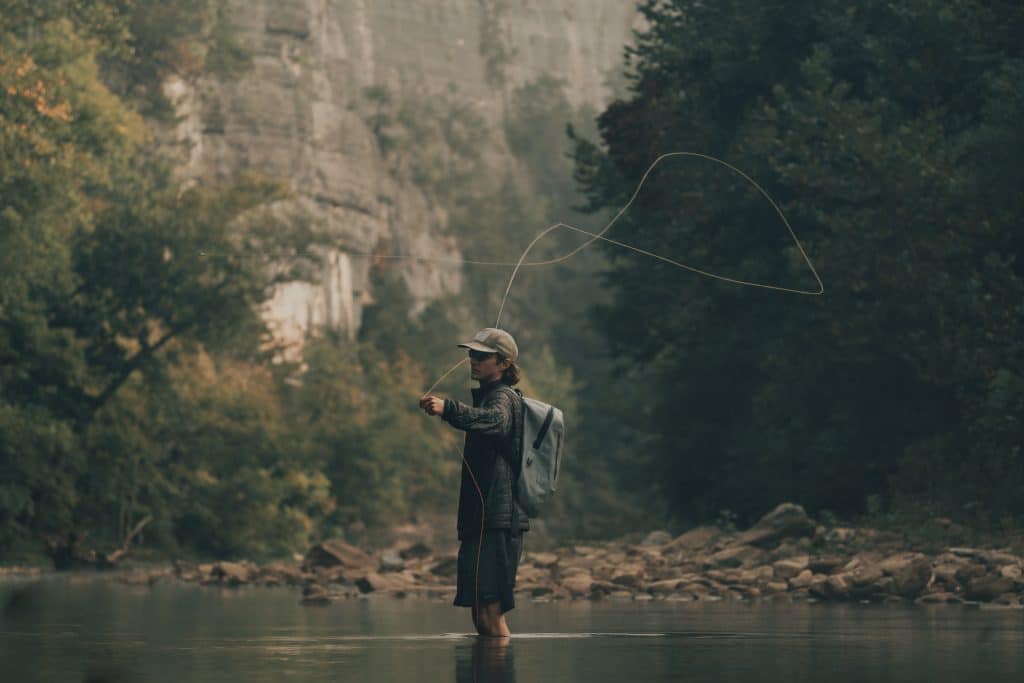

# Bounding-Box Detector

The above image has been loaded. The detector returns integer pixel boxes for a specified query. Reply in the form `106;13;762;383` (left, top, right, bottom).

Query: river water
2;576;1022;682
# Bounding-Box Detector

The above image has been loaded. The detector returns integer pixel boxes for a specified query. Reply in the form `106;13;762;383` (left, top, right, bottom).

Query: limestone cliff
161;0;640;353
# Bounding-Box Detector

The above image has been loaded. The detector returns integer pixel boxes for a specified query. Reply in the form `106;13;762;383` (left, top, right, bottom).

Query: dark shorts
453;528;524;614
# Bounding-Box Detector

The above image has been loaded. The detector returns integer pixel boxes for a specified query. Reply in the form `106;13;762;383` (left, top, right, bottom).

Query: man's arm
441;389;515;436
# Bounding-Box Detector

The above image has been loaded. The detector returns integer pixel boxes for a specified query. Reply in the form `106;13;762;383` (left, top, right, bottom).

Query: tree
571;0;1024;525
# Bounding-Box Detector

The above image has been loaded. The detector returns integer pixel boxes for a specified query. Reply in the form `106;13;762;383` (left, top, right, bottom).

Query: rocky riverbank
6;504;1023;608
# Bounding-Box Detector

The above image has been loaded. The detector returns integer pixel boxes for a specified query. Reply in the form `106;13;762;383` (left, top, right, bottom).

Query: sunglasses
468;350;497;361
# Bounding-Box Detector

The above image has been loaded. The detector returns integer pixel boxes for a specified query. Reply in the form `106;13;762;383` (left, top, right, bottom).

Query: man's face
469;350;505;382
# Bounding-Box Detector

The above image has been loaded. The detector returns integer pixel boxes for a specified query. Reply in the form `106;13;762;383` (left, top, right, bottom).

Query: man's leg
471;605;483;635
477;600;510;637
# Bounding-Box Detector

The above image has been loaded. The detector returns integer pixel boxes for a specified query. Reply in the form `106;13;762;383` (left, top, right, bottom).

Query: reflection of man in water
420;328;530;637
455;637;516;683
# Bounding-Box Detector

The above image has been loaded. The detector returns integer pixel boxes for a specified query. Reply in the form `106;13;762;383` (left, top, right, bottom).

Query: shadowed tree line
569;0;1024;530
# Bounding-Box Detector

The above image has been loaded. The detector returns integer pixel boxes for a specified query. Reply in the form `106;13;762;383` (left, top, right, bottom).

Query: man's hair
498;355;521;386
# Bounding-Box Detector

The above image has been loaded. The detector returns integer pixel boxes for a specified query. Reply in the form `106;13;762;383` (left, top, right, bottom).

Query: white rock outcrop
160;0;640;353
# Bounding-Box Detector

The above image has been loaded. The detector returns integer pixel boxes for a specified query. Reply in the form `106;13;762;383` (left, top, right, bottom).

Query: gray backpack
502;387;564;518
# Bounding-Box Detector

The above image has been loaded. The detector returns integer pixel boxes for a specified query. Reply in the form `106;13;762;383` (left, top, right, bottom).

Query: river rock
562;573;594;596
808;555;845;574
708;545;767;569
878;553;931;597
211;561;252;586
929;562;964;589
646;579;684;595
826;528;856;543
305;539;372;570
965;574;1016;601
788;569;814;589
821;574;851;599
663;526;719;554
773;556;809;580
738;566;775;584
611;563;646;589
590;579;620;596
527;551;559;568
398;542;432;560
354;571;417;594
379;550;405;572
998;564;1023;584
258;561;304;586
641;530;673;546
734;503;815;548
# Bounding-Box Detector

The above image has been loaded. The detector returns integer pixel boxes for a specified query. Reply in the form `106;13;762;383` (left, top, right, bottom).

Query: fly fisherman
419;328;530;638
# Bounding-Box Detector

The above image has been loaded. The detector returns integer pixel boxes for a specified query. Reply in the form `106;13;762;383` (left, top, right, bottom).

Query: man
419;327;530;638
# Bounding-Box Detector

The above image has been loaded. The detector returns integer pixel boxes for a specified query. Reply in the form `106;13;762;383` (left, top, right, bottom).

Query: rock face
161;0;641;352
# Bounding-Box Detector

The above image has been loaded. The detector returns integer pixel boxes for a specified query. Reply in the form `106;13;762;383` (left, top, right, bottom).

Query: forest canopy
570;0;1024;527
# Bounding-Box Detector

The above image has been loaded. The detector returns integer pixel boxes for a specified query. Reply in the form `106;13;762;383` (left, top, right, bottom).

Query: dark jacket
442;378;530;540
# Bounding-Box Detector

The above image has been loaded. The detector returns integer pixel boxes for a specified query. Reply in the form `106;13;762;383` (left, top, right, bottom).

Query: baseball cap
457;327;518;362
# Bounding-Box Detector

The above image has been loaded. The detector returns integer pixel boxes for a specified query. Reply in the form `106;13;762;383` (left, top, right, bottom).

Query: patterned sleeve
442;388;515;436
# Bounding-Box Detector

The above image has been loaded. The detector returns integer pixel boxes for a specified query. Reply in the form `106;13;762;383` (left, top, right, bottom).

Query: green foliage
572;0;1024;527
289;336;463;532
0;7;324;560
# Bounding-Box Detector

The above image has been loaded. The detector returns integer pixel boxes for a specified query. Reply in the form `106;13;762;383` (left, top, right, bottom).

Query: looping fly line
418;151;823;395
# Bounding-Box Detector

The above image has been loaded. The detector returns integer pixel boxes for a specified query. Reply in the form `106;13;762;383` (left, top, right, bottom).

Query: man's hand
419;395;445;416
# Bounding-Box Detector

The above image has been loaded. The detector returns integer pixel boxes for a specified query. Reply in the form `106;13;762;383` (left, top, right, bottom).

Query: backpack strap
493;384;525;531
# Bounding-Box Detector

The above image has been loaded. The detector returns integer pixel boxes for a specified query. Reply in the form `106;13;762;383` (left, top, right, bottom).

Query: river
2;576;1022;682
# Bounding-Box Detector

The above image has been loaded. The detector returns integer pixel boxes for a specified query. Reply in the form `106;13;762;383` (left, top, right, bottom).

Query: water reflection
454;637;516;683
4;579;1024;682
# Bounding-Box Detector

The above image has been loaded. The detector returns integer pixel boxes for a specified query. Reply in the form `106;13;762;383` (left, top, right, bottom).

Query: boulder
734;503;815;548
662;526;719;554
527;552;559;568
822;574;851;599
789;569;815;589
878;553;931;597
379;550;405;572
611;563;647;589
808;555;845;574
998;564;1023;584
641;530;673;546
562;573;594;596
354;571;416;594
965;575;1016;602
738;566;774;584
929;562;964;588
646;579;684;596
590;579;619;595
826;528;856;543
398;542;432;560
708;545;767;569
773;556;809;580
211;561;252;586
993;593;1021;606
259;561;304;586
305;539;372;570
